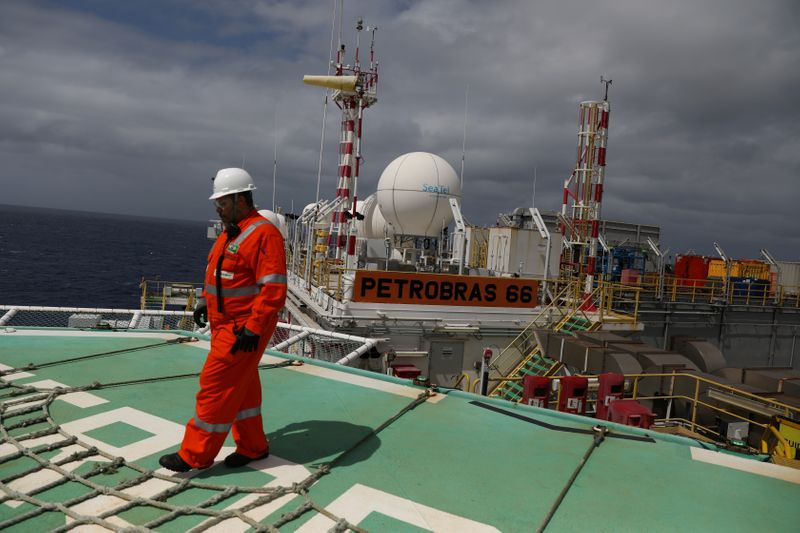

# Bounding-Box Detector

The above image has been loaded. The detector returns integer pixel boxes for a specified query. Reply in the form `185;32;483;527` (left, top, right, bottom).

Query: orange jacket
202;211;287;336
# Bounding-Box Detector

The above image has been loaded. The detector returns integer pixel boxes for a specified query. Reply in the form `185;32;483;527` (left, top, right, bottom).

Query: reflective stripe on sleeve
194;414;231;433
257;273;287;285
204;284;260;297
235;406;262;421
232;220;270;248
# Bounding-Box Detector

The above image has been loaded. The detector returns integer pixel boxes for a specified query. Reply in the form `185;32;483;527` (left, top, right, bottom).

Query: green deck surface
1;329;798;532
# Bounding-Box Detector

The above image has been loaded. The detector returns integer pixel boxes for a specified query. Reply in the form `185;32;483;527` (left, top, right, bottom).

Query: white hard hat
209;168;256;200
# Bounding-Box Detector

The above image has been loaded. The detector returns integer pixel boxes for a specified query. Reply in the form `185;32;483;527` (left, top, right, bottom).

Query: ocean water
0;205;212;309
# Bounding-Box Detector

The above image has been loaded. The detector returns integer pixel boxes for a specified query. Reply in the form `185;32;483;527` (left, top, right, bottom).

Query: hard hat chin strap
226;192;242;237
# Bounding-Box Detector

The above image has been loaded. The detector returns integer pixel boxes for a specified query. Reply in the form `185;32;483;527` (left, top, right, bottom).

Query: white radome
356;194;393;239
257;209;287;239
375;152;461;237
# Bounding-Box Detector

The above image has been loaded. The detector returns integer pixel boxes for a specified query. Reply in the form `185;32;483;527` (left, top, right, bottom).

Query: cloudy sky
1;0;798;259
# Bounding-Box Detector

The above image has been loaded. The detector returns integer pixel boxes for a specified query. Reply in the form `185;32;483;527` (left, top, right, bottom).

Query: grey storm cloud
0;0;798;259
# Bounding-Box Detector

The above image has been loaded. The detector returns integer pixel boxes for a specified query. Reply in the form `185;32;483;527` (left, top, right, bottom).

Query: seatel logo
422;184;450;195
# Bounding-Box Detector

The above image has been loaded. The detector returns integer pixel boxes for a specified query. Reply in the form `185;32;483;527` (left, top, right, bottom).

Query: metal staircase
490;281;604;402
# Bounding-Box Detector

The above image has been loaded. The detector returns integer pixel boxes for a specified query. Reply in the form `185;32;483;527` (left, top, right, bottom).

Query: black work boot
159;453;192;472
224;450;270;468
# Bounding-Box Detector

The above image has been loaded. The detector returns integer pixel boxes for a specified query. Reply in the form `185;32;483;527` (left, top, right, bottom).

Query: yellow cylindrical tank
303;75;358;92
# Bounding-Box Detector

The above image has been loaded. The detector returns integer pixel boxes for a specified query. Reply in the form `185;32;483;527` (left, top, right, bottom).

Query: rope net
0;307;394;530
0;378;374;531
0;365;431;531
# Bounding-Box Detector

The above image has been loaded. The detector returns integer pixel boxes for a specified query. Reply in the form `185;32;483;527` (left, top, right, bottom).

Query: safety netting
0;306;375;366
0;309;401;532
0;355;431;531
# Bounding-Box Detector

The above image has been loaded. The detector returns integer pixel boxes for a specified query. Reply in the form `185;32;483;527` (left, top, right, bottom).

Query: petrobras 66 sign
353;271;538;308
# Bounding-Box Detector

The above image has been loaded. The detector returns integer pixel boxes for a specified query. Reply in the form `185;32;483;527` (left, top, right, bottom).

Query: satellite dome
357;194;393;239
376;152;461;237
257;209;287;239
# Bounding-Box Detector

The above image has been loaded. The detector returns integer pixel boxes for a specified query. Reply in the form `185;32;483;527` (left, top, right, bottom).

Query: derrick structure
560;86;610;295
326;21;378;269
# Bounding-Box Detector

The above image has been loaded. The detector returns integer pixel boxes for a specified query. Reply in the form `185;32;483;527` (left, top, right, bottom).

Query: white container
68;314;101;328
486;227;561;278
775;261;800;295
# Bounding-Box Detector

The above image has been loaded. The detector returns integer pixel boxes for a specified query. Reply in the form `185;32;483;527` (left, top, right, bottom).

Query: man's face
214;195;236;225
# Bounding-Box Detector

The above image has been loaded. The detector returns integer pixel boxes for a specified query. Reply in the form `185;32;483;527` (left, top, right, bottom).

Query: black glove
231;327;260;354
193;304;208;328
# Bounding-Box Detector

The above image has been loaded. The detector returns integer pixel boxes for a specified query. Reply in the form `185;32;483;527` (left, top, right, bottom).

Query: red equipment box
522;375;550;408
608;400;655;429
390;364;422;380
596;373;625;420
620;269;640;285
674;255;710;287
557;376;588;415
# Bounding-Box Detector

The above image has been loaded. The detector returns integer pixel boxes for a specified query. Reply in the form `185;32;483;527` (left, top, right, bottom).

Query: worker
159;168;287;472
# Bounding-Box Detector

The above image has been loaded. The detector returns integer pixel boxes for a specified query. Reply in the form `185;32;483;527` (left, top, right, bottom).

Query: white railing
0;305;380;367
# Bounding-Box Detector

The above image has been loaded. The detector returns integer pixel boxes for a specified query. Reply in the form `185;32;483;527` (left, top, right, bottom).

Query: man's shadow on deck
267;419;380;469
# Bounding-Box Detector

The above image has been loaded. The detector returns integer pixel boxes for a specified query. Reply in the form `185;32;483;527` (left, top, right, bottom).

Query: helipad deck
1;328;798;531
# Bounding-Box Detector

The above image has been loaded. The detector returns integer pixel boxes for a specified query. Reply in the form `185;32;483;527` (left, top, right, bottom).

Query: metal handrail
617;276;800;308
487;370;798;455
627;371;798;413
488;280;579;374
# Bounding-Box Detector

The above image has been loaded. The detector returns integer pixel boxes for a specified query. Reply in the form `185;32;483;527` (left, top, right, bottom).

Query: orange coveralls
178;211;287;468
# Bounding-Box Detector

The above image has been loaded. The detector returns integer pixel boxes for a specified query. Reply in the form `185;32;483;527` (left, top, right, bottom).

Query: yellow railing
621;276;800;308
488;279;643;396
484;371;798;458
139;278;201;312
595;280;642;325
625;371;799;439
488;280;583;379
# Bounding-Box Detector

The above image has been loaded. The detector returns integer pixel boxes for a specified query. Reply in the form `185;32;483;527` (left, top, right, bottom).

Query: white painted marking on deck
184;340;445;403
201;453;312;532
187;339;211;351
21;380;108;408
0;363;34;380
690;447;800;484
1;330;180;339
296;483;500;532
260;353;446;404
0;434;62;462
61;407;184;461
4;408;183;509
5;444;86;508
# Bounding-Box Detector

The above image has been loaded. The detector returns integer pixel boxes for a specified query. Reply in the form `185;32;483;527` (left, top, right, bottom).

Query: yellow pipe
769;426;794;459
690;379;700;433
302;75;358;92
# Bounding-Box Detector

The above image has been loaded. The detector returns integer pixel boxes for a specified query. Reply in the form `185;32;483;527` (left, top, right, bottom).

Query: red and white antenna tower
559;77;611;296
304;18;378;270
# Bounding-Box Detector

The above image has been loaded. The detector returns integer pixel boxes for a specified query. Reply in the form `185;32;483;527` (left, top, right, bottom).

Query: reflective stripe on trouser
178;323;269;468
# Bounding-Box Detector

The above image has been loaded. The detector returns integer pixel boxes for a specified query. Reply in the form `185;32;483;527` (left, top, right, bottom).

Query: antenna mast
460;84;468;191
303;16;379;269
560;77;612;296
272;107;278;211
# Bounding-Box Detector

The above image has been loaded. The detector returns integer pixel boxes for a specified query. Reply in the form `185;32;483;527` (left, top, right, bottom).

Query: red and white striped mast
560;77;611;297
304;18;378;270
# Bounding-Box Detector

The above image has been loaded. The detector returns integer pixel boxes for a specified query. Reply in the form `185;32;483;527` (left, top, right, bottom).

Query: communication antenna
560;83;611;296
303;14;379;269
272;107;278;211
460;84;469;191
601;76;612;101
314;0;340;204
